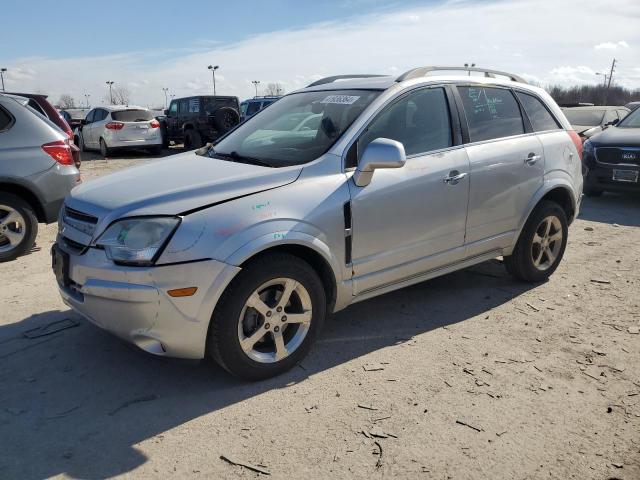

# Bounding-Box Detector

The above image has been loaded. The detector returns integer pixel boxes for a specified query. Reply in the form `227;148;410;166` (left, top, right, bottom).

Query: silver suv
0;94;80;262
53;66;583;380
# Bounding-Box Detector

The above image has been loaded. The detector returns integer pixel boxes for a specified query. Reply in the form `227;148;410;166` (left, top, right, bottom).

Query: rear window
458;86;524;142
563;109;605;126
111;110;155;122
0;107;12;131
515;92;560;132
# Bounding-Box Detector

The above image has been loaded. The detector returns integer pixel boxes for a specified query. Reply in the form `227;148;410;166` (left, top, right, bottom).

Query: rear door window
112;110;154;122
458;86;524;142
515;92;560;132
179;100;190;114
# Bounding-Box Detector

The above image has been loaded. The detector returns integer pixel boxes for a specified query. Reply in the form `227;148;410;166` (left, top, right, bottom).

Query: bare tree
104;86;132;105
547;84;640;106
58;94;76;109
264;82;285;96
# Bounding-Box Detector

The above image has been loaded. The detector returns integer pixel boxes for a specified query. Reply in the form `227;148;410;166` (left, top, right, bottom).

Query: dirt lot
1;152;639;480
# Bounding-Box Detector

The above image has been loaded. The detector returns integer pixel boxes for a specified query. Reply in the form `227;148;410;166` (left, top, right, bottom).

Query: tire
79;132;88;152
184;130;202;150
583;185;604;197
0;193;38;262
207;253;326;381
504;200;568;282
99;138;110;158
213;107;240;132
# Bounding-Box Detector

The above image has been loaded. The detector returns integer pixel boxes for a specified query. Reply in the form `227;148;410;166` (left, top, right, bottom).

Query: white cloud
594;40;630;50
3;0;640;107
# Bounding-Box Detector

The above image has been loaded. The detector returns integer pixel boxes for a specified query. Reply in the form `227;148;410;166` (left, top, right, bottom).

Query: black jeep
161;96;240;149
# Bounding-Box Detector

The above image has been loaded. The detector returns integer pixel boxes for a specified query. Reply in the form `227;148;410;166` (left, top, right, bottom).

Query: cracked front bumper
53;244;240;359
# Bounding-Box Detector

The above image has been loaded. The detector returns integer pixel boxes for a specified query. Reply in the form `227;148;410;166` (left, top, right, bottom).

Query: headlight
96;217;180;266
583;139;594;154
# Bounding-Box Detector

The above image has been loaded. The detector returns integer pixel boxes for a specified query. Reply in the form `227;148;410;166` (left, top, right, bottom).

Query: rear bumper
27;164;81;223
107;138;163;149
54;244;240;359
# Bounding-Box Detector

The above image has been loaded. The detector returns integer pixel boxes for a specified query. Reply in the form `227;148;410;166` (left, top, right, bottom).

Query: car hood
588;126;640;147
67;150;301;218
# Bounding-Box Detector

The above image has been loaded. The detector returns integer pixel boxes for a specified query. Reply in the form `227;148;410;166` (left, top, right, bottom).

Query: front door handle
444;170;468;185
525;153;542;166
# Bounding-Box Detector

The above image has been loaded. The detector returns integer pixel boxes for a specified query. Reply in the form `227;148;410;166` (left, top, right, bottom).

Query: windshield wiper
211;150;273;168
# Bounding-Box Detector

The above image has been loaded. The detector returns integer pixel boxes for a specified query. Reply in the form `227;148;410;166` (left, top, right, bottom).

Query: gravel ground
1;152;639;479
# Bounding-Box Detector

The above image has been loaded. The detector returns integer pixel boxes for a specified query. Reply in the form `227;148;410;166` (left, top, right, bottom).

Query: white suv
77;105;162;157
54;66;583;380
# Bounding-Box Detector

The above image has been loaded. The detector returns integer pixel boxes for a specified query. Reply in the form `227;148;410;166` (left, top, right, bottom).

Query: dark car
60;108;90;130
582;106;640;196
161;96;240;149
239;96;279;122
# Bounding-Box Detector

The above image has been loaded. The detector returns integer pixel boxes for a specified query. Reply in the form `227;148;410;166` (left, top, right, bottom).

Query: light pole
0;68;6;91
84;94;91;108
105;81;114;104
252;80;260;98
464;63;476;76
162;87;169;108
207;65;219;96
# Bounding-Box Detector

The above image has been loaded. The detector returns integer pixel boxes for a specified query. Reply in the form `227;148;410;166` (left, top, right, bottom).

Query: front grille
596;147;640;166
62;206;97;239
64;206;98;225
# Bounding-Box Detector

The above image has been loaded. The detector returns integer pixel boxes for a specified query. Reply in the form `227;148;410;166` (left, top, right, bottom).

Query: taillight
42;140;74;166
150;119;160;129
105;122;124;130
567;130;583;161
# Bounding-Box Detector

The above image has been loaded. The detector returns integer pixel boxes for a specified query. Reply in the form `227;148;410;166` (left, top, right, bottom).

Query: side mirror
164;109;169;116
353;138;406;187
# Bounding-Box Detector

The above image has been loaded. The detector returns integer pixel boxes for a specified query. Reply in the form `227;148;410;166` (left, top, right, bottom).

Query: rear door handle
525;153;542;166
444;170;468;185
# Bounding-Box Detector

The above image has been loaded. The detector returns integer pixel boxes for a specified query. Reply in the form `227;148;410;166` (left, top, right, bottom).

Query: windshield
210;89;381;167
111;109;155;122
563;109;605;126
617;107;640;128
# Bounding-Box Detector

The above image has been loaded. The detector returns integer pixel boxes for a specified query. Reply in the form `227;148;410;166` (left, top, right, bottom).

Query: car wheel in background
207;253;326;381
184;130;202;150
504;200;568;283
583;185;604;197
0;193;38;263
79;133;88;152
99;138;110;158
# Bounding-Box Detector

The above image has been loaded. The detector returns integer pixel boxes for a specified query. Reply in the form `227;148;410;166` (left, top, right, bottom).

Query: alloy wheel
0;205;26;254
237;278;313;363
531;215;563;271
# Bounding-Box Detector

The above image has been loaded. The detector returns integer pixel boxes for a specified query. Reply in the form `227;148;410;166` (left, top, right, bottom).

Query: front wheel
207;253;326;380
504;201;568;282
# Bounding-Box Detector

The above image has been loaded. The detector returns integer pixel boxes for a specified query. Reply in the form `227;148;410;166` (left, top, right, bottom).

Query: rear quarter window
515;92;560;132
458;86;524;142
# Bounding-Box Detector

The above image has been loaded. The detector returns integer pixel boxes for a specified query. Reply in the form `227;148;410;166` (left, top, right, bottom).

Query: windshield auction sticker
320;95;361;105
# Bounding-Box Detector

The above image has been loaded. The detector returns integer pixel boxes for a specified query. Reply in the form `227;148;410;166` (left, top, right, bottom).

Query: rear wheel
99;138;110;158
504;201;568;282
0;193;38;262
207;253;326;380
184;130;202;150
79;133;88;152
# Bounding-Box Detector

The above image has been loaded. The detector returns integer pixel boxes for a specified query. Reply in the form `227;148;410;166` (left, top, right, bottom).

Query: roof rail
396;66;527;84
307;74;386;88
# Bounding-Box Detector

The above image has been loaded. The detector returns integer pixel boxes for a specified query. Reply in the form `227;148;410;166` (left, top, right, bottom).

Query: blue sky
1;0;638;107
1;0;432;59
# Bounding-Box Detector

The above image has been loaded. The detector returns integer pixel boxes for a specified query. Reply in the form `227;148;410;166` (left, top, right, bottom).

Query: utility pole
84;94;91;108
207;65;219;96
162;87;169;108
606;58;616;89
252;80;260;98
0;68;6;91
105;81;114;104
